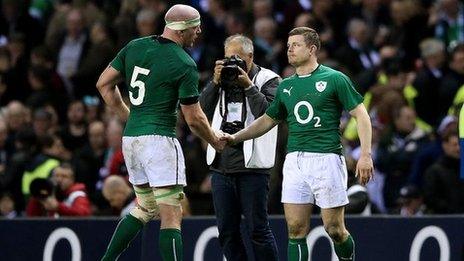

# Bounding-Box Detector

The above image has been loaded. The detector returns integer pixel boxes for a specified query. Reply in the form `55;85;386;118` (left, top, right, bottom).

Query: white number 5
129;66;150;105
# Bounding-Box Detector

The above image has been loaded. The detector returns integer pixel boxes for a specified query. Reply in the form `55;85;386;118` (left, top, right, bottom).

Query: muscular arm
96;66;130;121
350;103;374;185
181;102;220;149
350;103;372;156
232;114;278;143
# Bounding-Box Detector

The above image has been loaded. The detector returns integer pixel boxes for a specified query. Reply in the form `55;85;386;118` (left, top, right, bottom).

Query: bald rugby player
97;4;225;261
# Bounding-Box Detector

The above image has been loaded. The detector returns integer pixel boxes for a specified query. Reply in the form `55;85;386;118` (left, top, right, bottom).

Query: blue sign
0;216;463;260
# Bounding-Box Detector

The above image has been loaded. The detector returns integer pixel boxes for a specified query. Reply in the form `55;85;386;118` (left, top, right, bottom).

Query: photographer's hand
42;196;59;211
213;60;224;85
237;67;253;89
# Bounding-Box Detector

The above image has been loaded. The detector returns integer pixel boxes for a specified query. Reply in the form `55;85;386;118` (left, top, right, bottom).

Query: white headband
165;17;201;30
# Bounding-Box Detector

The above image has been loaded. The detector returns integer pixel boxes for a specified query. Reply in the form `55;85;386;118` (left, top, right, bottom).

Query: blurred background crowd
0;0;463;218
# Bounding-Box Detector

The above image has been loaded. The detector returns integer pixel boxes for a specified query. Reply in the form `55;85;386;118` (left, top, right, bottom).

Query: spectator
4;102;30;144
26;65;57;110
58;100;87;152
22;134;71;200
0;192;17;218
72;121;106;203
113;0;138;48
0;128;37;212
200;0;227;47
96;118;124;193
6;34;30;101
52;8;90;97
423;130;464;214
387;0;430;68
0;48;14;106
0;0;44;51
0;119;10;176
100;175;135;216
253;17;284;73
439;44;464;116
83;95;102;123
434;0;464;48
72;22;115;98
408;115;458;186
376;105;431;210
32;108;54;139
136;9;158;37
30;45;68;120
336;18;380;77
413;38;447;127
396;185;427;216
26;162;91;217
252;0;274;20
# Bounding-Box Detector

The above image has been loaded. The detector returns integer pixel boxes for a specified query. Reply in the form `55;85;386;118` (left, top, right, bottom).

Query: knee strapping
131;186;159;223
154;186;184;206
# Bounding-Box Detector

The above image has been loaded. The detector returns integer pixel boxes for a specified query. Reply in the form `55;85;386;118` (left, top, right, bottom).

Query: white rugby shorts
281;152;349;208
122;135;186;187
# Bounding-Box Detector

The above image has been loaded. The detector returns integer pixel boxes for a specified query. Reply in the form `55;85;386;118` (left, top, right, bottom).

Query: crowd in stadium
0;0;463;218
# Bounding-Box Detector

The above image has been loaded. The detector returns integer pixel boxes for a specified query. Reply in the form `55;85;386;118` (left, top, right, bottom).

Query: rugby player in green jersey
223;27;374;261
96;4;225;261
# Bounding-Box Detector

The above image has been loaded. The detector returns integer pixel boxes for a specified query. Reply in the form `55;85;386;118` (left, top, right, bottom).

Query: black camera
221;55;247;83
30;178;54;200
220;120;244;135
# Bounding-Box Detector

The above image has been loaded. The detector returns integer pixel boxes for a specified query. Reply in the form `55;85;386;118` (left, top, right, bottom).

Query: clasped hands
210;130;237;152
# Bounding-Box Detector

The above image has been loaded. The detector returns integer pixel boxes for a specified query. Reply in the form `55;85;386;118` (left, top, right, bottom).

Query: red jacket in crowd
26;183;92;217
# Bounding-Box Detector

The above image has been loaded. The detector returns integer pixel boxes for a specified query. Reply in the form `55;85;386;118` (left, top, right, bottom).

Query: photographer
26;163;91;217
199;34;280;261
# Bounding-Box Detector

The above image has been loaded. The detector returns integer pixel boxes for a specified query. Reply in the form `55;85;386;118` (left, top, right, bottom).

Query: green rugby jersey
110;36;199;137
266;64;363;154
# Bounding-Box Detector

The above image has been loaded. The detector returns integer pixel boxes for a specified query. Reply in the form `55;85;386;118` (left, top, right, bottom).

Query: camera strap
219;88;247;124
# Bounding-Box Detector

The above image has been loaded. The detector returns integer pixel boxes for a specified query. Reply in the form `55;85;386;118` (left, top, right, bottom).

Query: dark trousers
211;171;279;261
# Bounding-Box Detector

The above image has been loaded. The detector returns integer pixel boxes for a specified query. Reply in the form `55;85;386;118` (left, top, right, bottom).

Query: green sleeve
110;45;128;77
265;85;286;121
335;72;363;111
178;65;200;99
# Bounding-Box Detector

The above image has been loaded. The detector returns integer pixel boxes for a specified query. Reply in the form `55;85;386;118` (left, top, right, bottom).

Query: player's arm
96;66;130;121
227;114;278;145
181;102;224;152
349;103;374;185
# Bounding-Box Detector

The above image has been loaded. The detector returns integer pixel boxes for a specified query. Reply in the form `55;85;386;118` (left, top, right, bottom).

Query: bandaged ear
130;186;159;224
153;186;185;207
165;17;200;30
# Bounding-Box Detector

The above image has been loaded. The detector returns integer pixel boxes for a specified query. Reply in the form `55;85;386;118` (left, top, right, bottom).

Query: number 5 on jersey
129;66;150;105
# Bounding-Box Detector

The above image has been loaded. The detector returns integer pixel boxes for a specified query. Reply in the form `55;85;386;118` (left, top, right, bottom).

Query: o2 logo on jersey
294;101;321;127
129;66;150;105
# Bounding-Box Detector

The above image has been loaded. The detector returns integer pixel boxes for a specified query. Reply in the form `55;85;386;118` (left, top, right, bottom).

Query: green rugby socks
288;237;308;261
159;228;183;261
334;234;355;261
101;214;144;261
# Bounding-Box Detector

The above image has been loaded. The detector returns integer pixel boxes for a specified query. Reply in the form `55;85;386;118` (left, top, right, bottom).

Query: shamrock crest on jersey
315;81;327;92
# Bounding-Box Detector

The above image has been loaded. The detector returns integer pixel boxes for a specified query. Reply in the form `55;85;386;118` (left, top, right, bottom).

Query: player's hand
219;133;236;146
212;130;227;152
212;60;224;85
356;154;374;186
237;67;253;89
